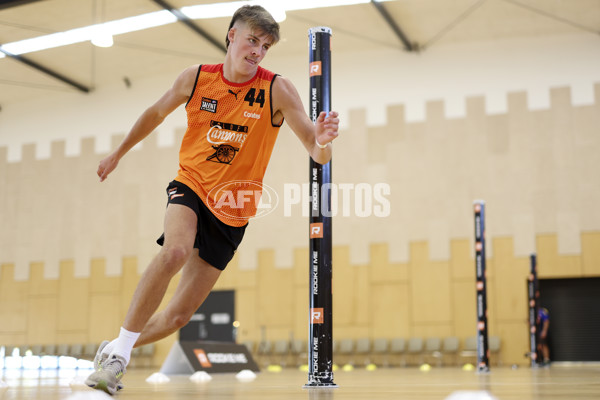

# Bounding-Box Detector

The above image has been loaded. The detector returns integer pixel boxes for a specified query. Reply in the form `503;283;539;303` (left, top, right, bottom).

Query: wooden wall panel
292;286;308;343
412;324;453;339
57;261;89;334
537;235;583;277
0;265;28;337
451;239;473;280
492;238;528;321
90;259;121;294
496;321;529;367
332;246;354;326
370;282;410;338
370;243;408;283
26;297;57;345
27;262;58;344
119;258;140;326
410;242;452;324
256;249;292;330
332;247;371;338
29;262;58;296
581;232;600;276
354;264;370;327
235;287;258;343
452;280;476;339
89;294;121;342
292;248;309;341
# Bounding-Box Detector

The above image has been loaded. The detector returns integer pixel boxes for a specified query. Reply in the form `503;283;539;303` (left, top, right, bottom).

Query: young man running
86;5;339;394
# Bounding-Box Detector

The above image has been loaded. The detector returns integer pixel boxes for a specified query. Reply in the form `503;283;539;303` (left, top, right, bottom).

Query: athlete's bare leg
134;254;221;346
121;204;198;334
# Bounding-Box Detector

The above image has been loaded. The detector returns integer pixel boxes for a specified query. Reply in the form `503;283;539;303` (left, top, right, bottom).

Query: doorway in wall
538;277;600;362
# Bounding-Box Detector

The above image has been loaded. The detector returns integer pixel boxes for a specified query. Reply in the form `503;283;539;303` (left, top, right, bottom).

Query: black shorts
156;180;247;271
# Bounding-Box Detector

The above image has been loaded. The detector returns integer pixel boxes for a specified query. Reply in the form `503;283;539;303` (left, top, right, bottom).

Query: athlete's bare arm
97;65;199;182
272;75;339;165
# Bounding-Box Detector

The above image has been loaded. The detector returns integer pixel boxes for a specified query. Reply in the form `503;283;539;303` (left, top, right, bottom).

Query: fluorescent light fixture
0;10;176;56
181;0;371;19
181;1;246;19
284;0;369;11
4;28;87;55
91;32;114;48
258;1;287;22
101;10;177;36
272;10;286;23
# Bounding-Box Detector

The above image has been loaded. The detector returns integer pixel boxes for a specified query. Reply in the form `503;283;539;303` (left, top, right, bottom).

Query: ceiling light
284;0;369;11
270;9;286;23
2;28;92;55
180;1;246;19
101;10;177;36
0;10;176;56
181;0;372;19
258;0;287;22
91;32;114;48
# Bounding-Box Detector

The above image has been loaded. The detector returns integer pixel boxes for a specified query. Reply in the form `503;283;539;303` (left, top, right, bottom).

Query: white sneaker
85;354;127;395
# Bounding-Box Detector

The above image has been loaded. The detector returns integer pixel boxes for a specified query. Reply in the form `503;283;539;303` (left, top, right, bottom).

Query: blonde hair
226;5;280;49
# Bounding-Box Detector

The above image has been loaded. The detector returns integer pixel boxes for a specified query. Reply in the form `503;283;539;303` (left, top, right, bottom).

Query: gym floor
1;364;599;400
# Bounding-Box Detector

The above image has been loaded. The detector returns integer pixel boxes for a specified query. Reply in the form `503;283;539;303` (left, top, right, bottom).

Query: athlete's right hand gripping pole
305;27;337;389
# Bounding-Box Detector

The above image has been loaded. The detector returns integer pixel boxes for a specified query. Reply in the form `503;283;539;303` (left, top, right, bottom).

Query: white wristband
315;138;328;149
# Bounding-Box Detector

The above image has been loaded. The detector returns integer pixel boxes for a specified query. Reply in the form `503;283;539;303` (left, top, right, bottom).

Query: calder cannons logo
206;120;248;164
207;180;279;221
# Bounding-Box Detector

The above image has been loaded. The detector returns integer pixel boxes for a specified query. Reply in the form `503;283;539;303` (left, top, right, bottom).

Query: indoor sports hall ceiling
0;0;598;105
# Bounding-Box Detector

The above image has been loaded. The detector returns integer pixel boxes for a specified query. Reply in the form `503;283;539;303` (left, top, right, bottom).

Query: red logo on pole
311;308;324;324
309;61;322;77
310;223;324;238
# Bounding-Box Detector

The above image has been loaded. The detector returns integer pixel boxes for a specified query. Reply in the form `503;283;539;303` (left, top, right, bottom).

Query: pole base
476;365;491;374
303;382;339;389
304;372;338;388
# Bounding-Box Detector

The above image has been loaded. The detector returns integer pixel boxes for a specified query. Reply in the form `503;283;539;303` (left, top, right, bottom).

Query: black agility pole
528;253;539;367
304;26;337;389
473;200;490;373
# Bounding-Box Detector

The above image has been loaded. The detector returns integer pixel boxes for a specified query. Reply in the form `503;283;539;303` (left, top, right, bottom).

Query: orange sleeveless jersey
175;64;283;227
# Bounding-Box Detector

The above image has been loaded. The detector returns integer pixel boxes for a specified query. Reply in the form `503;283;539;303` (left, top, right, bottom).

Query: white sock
109;327;141;366
101;339;118;356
